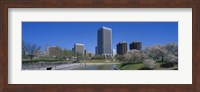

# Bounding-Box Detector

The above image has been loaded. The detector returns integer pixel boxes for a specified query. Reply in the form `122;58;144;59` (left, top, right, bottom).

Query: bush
143;59;156;69
115;55;126;62
160;62;174;68
91;55;105;60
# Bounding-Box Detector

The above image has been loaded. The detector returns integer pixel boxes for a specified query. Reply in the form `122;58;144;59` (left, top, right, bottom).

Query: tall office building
74;43;84;57
47;46;62;57
72;47;75;56
97;26;112;55
130;41;142;50
117;42;128;55
84;49;87;56
112;49;116;56
95;46;98;55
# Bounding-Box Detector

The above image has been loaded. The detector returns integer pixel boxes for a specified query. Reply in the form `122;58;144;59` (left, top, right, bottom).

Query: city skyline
22;22;178;53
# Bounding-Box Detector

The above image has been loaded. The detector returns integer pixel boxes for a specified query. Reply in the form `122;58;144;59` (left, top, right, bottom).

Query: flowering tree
164;54;178;64
164;43;178;64
144;43;178;68
144;45;167;62
125;50;143;63
164;43;178;56
143;59;156;69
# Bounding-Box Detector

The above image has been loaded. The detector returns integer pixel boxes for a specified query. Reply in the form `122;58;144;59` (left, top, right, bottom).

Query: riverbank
22;62;120;70
116;62;178;70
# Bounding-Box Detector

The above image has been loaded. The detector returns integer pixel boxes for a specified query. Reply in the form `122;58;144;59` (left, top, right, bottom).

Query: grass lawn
116;62;178;70
116;63;144;70
22;58;72;63
80;59;118;63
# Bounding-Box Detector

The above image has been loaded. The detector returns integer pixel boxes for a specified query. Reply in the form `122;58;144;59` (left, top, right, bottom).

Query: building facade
97;26;112;55
117;42;128;55
74;43;84;57
129;41;142;50
112;49;116;56
95;46;98;55
47;46;62;57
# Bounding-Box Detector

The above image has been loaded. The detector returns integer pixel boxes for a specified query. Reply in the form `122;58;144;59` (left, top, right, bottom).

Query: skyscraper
97;26;112;55
74;43;84;57
112;49;116;56
130;41;142;50
117;42;128;55
95;46;98;55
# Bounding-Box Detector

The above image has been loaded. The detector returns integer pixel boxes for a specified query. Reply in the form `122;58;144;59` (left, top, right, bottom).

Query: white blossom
125;50;143;63
164;54;178;64
144;45;167;61
143;59;156;69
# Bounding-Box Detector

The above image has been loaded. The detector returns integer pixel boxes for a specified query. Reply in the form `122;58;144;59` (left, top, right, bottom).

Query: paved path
22;62;120;70
56;63;119;70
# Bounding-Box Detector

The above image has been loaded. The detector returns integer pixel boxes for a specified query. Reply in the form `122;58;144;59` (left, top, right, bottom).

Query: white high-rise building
112;49;116;56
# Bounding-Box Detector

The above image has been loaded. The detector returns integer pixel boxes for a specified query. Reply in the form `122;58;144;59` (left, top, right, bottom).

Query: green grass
22;58;66;63
117;63;145;70
116;62;178;70
154;62;162;69
155;62;178;70
80;59;118;63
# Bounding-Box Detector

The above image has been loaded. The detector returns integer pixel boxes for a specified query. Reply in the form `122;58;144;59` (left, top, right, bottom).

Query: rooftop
131;41;142;43
47;46;60;48
118;41;127;44
101;26;112;30
75;43;84;46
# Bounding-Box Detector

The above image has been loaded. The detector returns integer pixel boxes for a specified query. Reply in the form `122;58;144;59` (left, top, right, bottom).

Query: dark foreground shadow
160;63;174;68
139;67;153;70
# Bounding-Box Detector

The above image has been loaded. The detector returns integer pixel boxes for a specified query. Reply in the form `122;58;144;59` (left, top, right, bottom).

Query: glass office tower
97;26;112;55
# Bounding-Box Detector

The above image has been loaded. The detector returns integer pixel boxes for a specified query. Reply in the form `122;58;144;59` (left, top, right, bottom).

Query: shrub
143;59;156;69
115;55;126;62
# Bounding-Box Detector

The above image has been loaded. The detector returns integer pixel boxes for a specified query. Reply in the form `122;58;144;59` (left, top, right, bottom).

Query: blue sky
22;22;178;53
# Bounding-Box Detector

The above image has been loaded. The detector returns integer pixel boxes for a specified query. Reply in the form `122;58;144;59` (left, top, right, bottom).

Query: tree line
22;41;74;62
115;43;178;69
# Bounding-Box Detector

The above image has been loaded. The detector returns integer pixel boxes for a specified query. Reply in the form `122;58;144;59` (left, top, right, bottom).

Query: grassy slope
120;63;144;70
116;62;178;70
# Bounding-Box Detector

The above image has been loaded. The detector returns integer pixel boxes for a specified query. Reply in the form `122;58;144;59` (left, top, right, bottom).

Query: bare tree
26;43;40;62
22;41;27;58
